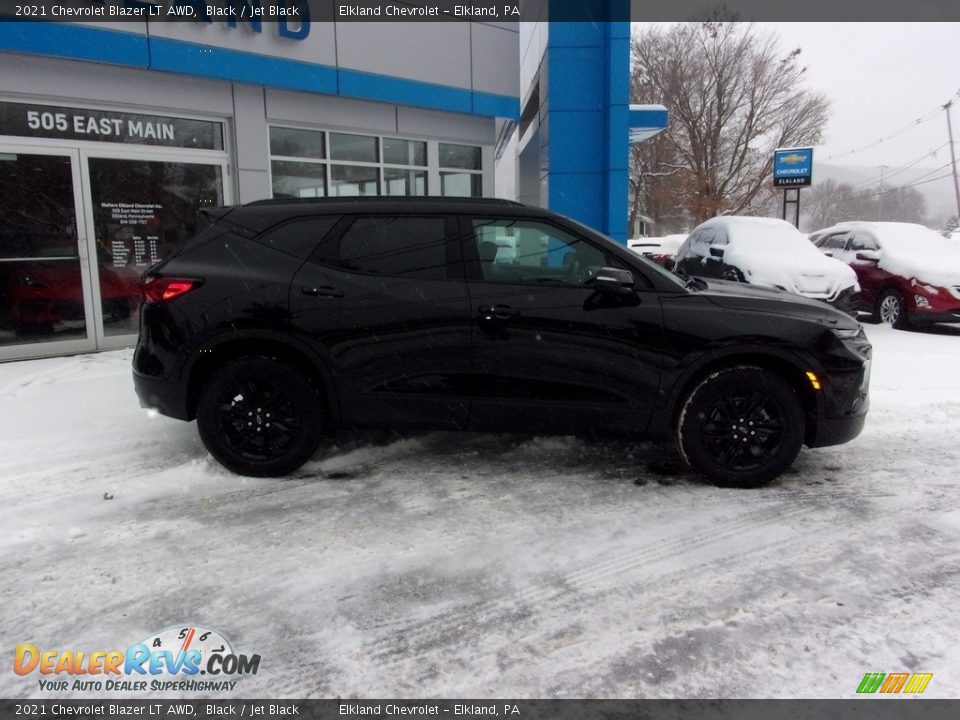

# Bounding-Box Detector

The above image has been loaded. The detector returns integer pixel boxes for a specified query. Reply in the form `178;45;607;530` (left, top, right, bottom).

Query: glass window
337;216;449;280
269;127;325;159
87;157;224;337
385;168;427;196
0;152;87;346
271;160;326;198
470;218;613;287
850;232;878;252
257;216;340;259
383;138;426;166
441;172;481;198
439;143;481;170
329;133;379;163
330;165;379;196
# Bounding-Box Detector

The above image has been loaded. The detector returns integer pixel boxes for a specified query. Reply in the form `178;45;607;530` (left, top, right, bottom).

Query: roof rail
243;196;525;207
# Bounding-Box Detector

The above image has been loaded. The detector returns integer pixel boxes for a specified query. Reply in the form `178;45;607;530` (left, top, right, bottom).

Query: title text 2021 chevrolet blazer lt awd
133;198;871;488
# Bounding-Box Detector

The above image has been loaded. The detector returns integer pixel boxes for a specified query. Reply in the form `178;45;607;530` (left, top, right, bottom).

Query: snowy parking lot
1;322;959;699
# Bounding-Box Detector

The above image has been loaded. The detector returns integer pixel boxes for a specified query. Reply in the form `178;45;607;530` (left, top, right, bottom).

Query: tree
802;179;928;230
631;21;831;225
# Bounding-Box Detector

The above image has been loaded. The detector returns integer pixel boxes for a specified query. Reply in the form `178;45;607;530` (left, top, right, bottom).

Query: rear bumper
132;368;191;420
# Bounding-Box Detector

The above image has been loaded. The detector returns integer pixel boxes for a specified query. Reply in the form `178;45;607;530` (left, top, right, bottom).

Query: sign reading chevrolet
773;147;813;187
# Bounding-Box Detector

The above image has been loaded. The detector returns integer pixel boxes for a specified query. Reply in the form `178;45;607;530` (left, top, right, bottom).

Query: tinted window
269;127;325;159
336;216;449;279
256;216;340;259
469;218;622;287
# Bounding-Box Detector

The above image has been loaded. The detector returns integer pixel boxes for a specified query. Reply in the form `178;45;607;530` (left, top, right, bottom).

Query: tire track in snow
362;497;831;664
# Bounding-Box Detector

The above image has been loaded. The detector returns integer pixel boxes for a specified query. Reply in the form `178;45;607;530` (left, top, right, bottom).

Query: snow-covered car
627;234;687;270
674;216;860;310
812;221;960;328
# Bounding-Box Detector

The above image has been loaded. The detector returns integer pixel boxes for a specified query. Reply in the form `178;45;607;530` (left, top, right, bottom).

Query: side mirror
855;250;880;262
594;267;635;295
709;246;726;258
823;251;833;258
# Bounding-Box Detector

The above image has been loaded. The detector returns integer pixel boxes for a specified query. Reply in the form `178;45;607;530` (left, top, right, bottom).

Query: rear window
255;216;341;259
334;216;449;280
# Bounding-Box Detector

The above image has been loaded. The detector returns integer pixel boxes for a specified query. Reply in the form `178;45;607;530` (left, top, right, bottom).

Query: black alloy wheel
197;357;324;477
677;366;805;488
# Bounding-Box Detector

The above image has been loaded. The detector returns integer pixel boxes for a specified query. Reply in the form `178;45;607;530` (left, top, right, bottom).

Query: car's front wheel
677;366;805;488
196;357;324;477
877;288;910;329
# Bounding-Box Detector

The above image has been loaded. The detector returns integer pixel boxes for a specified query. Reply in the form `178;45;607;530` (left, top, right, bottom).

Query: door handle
301;286;344;298
478;304;520;320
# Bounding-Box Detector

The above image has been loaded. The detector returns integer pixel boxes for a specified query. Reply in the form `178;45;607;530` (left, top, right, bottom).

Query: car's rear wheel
877;288;910;329
677;366;804;488
196;357;324;477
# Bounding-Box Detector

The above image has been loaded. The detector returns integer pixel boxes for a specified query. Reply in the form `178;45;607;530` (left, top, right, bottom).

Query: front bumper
907;309;960;325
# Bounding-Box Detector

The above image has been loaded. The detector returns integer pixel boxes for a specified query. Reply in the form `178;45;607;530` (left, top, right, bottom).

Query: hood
698;279;858;328
728;251;857;299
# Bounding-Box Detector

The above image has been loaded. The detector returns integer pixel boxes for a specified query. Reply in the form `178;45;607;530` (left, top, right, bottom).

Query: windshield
727;220;822;256
874;225;960;257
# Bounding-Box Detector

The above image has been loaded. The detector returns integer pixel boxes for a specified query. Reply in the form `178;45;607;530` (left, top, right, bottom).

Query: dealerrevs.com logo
14;625;260;693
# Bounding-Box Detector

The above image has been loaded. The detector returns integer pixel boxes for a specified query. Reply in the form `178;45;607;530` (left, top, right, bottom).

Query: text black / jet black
133;197;871;488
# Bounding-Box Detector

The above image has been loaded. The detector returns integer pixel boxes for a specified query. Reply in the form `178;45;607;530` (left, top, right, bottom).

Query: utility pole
878;165;887;220
946;100;960;220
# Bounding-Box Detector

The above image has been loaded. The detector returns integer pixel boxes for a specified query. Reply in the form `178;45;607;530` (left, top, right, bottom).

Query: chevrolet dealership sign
773;147;813;187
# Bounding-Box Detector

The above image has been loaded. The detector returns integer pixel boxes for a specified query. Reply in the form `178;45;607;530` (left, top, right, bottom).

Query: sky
756;23;960;170
631;22;960;220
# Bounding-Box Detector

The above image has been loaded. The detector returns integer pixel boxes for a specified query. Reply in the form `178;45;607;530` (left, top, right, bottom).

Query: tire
196;357;324;477
877;288;910;329
676;366;805;488
721;267;745;283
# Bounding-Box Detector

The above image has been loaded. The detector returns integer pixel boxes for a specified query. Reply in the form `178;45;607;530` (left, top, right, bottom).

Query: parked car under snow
812;221;960;328
674;216;860;311
627;234;687;270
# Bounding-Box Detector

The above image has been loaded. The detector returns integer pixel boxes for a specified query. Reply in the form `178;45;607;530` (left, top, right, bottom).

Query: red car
7;261;139;332
813;221;960;328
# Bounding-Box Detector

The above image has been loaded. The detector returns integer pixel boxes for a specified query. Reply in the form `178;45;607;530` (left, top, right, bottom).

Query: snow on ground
1;322;959;699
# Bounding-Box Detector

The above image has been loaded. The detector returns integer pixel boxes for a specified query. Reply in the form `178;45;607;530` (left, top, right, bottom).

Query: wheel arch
664;349;821;447
182;330;339;427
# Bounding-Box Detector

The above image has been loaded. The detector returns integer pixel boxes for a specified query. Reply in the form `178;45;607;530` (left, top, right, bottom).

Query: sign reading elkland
773;147;814;187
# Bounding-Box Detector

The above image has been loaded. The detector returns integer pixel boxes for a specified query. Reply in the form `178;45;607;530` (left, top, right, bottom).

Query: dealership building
0;1;667;361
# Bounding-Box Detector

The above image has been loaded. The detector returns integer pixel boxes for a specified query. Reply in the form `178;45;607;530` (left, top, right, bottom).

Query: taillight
142;277;203;304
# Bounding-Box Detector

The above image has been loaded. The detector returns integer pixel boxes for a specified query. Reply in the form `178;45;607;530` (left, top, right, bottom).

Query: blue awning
629;104;669;144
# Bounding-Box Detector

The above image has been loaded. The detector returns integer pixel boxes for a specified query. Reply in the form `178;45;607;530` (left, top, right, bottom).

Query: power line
822;86;960;162
858;166;954;198
848;141;951;189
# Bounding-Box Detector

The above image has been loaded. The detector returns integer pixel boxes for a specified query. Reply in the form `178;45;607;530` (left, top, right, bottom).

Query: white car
674;216;860;310
627;234;687;270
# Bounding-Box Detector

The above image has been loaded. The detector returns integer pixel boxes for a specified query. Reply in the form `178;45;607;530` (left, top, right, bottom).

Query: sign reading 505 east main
773;147;814;187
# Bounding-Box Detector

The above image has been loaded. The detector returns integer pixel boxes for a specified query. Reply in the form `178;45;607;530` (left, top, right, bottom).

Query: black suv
133;198;871;488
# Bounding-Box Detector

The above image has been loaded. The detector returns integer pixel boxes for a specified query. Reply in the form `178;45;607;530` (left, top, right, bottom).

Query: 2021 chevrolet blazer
133;198;871;488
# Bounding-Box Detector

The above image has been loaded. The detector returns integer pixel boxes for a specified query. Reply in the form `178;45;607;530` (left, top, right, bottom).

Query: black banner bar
1;0;959;23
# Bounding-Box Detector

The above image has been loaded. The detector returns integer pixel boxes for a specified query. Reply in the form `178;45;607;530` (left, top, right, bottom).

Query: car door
848;230;885;308
461;215;665;436
289;213;472;430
